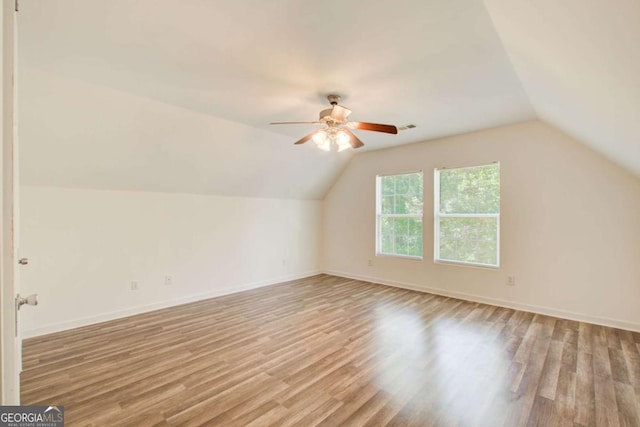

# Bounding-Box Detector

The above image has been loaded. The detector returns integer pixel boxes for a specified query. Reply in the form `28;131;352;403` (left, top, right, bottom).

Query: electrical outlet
507;276;515;286
131;281;139;291
368;259;373;267
165;275;173;286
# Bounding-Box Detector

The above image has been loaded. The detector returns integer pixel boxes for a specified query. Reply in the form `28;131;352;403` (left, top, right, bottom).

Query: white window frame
376;171;424;260
434;163;500;268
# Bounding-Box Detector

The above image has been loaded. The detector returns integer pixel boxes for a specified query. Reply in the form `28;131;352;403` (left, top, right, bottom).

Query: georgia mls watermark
0;406;64;427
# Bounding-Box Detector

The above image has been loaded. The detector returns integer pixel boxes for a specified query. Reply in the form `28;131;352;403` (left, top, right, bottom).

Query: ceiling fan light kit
270;95;398;151
312;128;351;152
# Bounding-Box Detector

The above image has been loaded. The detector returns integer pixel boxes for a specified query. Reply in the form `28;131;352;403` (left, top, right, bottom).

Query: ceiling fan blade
348;122;398;134
270;121;322;125
329;105;352;122
294;131;318;145
343;128;364;149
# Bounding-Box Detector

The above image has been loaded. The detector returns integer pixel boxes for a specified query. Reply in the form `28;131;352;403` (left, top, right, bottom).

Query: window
434;163;500;267
376;172;423;258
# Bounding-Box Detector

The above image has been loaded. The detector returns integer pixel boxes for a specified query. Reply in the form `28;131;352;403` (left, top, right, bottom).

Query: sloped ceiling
18;1;638;200
19;69;348;199
484;0;640;176
18;0;534;199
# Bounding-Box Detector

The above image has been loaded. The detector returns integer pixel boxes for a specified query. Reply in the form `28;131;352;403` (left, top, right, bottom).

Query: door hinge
15;0;19;12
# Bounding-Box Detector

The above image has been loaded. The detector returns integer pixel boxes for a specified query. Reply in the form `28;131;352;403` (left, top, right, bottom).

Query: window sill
434;259;499;270
376;253;423;261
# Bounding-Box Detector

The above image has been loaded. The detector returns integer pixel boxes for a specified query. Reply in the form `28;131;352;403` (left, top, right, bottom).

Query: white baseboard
22;270;322;339
324;270;640;333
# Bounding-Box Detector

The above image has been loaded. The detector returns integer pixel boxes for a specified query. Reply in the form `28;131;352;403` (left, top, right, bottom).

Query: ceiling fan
270;95;398;151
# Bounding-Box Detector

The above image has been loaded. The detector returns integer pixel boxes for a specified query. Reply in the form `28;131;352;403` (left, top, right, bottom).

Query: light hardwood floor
22;274;640;426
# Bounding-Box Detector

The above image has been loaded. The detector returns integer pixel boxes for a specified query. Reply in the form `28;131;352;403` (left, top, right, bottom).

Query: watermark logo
0;405;64;427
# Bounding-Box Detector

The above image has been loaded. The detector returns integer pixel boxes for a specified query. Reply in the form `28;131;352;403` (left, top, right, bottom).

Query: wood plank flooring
21;274;640;426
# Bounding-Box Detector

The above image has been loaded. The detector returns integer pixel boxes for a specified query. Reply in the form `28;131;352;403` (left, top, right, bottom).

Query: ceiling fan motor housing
320;94;343;122
319;108;335;121
327;94;341;105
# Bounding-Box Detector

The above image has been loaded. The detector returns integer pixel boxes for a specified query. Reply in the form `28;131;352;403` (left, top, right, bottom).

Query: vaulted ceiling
17;0;639;199
485;0;640;178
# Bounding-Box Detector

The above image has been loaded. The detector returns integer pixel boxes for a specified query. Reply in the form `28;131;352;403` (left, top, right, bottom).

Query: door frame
1;0;19;405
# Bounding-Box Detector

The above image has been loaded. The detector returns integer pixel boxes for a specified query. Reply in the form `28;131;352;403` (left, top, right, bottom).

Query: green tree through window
377;172;423;258
435;163;500;267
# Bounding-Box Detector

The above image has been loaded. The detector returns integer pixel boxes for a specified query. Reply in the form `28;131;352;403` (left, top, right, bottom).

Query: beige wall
20;187;321;337
20;121;640;337
322;121;640;330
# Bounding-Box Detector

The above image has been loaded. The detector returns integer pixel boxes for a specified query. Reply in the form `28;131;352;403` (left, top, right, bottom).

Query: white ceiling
19;68;350;199
17;0;638;199
485;0;640;177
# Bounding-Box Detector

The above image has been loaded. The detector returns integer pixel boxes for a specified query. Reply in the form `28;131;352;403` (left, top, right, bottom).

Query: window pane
393;217;407;236
395;174;409;195
381;176;395;195
381;233;394;254
377;172;423;258
439;164;499;214
406;173;422;196
381;196;394;214
394;194;422;215
438;217;498;265
380;216;423;257
407;218;422;257
394;195;408;214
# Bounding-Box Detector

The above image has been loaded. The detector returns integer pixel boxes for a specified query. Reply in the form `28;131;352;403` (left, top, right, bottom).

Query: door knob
18;258;28;265
16;293;38;310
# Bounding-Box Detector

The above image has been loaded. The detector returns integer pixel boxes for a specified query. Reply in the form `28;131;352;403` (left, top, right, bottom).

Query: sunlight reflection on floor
372;304;513;423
